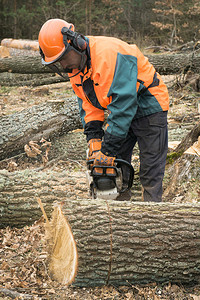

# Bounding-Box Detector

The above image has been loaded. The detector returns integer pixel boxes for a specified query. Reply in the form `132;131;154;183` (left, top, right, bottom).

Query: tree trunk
0;53;200;75
0;98;82;160
0;55;49;74
149;53;200;75
0;168;200;286
0;72;68;86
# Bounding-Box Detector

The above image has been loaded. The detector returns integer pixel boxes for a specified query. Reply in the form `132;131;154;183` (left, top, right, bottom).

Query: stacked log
0;39;67;86
0;38;200;86
0;52;200;75
1;38;39;51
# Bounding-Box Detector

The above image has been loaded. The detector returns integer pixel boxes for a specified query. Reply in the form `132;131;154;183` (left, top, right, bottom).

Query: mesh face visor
41;44;74;79
47;62;72;79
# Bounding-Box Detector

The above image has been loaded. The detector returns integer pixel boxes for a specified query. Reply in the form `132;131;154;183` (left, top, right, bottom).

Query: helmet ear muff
61;27;87;52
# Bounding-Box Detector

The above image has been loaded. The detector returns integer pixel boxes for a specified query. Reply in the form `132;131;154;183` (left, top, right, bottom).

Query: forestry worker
38;18;169;202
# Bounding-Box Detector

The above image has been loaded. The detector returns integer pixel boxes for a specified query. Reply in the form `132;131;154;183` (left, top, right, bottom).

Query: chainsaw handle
87;158;134;189
88;161;119;177
115;159;134;189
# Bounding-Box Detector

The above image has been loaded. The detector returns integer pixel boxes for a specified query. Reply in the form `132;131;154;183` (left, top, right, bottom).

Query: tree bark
164;154;200;202
174;121;200;153
0;53;200;75
148;53;200;75
0;98;82;160
0;55;49;74
0;72;68;86
0;168;200;286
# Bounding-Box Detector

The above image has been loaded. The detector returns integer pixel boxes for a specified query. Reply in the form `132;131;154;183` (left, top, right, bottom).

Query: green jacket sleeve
101;53;138;156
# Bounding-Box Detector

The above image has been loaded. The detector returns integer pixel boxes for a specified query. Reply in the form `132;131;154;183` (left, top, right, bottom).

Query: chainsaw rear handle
87;158;134;189
115;159;134;189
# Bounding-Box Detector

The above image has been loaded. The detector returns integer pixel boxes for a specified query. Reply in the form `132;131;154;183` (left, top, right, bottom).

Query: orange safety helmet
38;18;75;65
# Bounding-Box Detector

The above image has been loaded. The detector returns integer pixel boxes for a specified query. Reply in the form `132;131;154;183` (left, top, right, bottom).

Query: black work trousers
117;111;168;202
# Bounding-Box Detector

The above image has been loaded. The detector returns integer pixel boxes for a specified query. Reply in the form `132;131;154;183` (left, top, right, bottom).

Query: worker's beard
79;53;87;71
65;52;87;78
47;52;87;79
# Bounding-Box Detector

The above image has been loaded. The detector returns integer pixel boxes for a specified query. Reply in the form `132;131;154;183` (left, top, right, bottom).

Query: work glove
87;138;102;160
93;151;115;175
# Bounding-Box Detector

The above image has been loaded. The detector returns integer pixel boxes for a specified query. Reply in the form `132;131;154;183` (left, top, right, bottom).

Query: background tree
118;0;156;44
182;0;200;43
0;0;199;47
151;0;200;46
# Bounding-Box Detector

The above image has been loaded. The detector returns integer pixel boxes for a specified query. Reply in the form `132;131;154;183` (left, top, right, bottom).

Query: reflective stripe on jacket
69;36;169;156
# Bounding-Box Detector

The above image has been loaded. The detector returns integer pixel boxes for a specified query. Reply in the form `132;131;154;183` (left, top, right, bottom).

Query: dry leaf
42;155;48;165
190;295;200;300
24;141;42;158
7;160;17;172
40;138;51;150
40;138;51;164
31;145;42;155
29;140;40;149
29;140;41;150
24;139;51;165
3;97;8;104
1;261;10;270
24;144;38;158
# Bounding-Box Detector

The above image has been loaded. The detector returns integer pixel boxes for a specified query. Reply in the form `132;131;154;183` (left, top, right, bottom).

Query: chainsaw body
86;158;134;200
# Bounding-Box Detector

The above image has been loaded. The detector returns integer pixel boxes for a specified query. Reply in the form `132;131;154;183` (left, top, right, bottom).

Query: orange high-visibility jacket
69;36;169;156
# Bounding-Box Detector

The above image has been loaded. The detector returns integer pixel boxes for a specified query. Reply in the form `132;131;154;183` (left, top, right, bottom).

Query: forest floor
0;73;200;299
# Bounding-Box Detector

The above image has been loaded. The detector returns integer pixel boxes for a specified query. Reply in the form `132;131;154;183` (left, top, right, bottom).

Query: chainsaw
86;156;134;200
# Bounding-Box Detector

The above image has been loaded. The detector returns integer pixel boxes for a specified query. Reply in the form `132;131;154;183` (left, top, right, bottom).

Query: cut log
184;71;200;92
164;154;200;202
0;98;82;160
0;46;11;58
0;168;199;286
174;121;200;154
1;38;39;51
0;72;68;86
148;53;200;75
64;200;200;287
0;55;48;74
0;53;200;75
